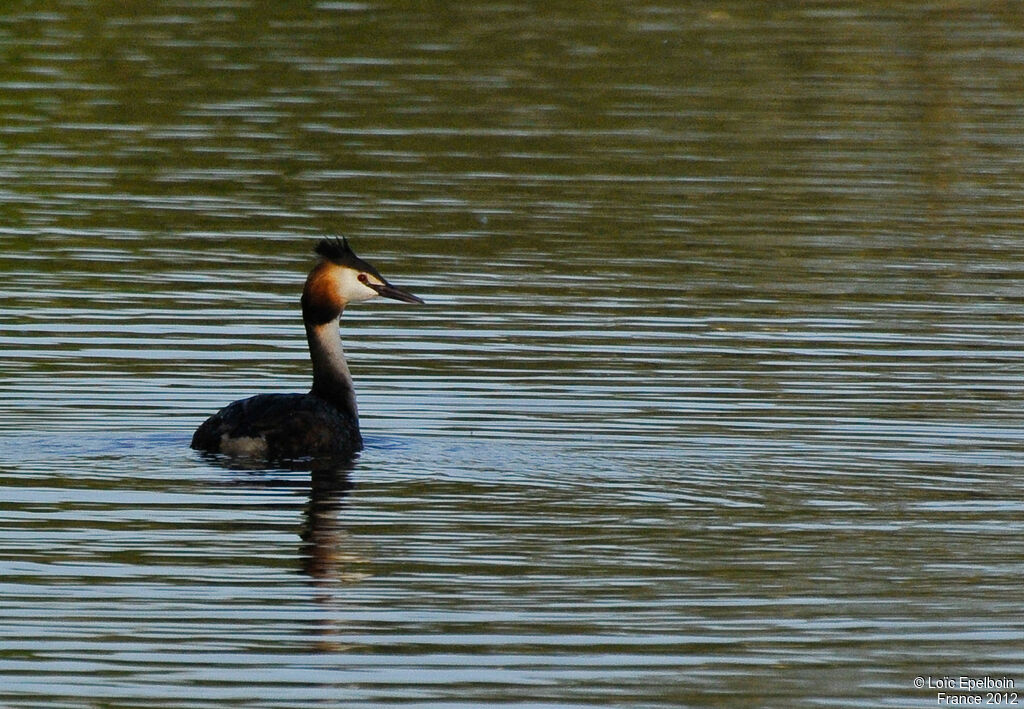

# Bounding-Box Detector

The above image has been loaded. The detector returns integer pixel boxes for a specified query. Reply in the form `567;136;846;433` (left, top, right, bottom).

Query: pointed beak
369;281;424;304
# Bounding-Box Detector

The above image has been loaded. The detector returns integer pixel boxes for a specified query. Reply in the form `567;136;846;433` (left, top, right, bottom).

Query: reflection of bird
191;238;423;460
301;468;362;585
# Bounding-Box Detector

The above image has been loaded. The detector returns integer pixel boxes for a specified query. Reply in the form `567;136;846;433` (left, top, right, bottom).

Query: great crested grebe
191;237;423;460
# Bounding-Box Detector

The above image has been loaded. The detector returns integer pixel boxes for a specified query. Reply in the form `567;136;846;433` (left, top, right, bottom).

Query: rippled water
3;2;1024;707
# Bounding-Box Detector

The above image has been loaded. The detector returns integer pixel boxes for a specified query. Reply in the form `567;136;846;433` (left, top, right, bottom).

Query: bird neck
305;316;358;420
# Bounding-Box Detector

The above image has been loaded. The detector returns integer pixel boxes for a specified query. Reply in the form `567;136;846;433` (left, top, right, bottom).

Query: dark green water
2;2;1024;707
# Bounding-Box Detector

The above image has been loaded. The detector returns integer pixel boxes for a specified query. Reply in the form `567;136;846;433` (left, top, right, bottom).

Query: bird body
191;238;423;461
190;391;361;459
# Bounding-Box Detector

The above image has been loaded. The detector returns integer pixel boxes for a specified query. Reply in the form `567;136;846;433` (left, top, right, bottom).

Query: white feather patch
219;434;268;457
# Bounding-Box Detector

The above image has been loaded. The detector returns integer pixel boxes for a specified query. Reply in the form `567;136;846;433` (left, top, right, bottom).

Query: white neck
306;317;358;421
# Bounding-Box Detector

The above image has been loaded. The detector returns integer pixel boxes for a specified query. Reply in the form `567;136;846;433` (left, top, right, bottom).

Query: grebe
191;237;423;460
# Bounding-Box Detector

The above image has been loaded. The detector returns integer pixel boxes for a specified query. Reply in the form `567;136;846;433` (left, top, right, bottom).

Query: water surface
2;2;1024;707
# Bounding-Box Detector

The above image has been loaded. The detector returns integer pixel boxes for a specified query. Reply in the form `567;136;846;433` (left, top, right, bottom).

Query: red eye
357;273;369;284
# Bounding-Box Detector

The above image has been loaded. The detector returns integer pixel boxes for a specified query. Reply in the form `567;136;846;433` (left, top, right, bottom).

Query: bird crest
315;236;355;263
311;236;388;284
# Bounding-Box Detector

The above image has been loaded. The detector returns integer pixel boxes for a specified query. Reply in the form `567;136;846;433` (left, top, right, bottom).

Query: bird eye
357;273;369;284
